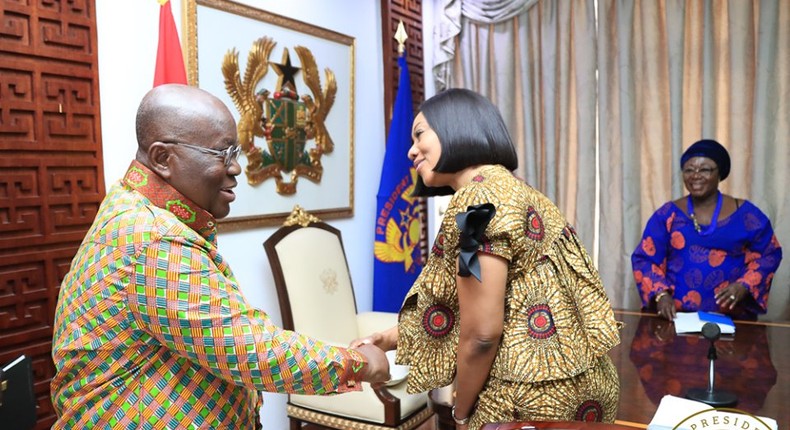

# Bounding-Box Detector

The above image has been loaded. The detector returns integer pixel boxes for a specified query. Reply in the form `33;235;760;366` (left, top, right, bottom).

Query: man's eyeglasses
163;141;241;167
682;166;717;177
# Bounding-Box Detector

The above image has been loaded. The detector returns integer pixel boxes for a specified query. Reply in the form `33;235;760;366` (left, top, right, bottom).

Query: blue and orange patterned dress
631;200;782;320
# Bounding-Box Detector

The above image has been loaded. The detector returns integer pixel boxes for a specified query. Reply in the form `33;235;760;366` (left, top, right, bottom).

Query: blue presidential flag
373;55;423;312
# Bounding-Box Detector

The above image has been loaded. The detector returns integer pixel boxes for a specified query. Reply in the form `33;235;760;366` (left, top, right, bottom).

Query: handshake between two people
349;327;399;387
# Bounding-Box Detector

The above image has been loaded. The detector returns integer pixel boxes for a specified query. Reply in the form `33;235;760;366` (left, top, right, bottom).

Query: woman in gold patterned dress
352;89;621;429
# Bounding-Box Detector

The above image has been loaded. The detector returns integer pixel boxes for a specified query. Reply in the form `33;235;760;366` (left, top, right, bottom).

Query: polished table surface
433;310;790;429
609;310;789;429
481;421;639;430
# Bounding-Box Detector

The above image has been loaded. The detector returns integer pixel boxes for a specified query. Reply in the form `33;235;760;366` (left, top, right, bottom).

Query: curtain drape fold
433;0;539;91
434;0;599;252
431;0;789;319
597;0;789;319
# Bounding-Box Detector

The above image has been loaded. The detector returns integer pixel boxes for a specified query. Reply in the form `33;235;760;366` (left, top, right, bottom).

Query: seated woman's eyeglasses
163;141;241;167
682;166;717;177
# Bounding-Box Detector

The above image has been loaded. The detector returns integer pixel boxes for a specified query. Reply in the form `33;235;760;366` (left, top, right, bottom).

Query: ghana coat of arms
222;37;335;195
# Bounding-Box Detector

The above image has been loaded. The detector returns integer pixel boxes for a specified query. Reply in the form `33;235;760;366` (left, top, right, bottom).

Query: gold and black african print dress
397;165;621;429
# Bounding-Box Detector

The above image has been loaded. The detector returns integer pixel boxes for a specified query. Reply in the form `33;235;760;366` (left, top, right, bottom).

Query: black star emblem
272;48;300;95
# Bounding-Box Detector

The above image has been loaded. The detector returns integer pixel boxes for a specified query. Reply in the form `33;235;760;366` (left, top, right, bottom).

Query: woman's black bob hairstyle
412;88;518;197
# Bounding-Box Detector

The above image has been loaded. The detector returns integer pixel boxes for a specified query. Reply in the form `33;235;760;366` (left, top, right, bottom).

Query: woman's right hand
656;294;676;321
350;332;385;349
350;326;399;351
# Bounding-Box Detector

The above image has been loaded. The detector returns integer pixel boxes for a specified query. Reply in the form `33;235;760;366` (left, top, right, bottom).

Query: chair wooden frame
264;215;431;430
0;355;37;429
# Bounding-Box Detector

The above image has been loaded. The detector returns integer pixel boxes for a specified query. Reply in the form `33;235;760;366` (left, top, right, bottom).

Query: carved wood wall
381;0;424;126
0;0;105;428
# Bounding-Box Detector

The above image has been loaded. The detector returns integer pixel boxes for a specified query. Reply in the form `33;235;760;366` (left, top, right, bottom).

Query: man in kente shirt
51;84;390;429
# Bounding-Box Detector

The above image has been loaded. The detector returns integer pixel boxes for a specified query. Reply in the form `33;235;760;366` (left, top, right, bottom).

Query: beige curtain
432;0;789;320
432;0;599;251
598;0;790;319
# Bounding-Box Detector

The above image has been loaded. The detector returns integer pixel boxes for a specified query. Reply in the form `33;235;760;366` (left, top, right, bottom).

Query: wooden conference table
610;310;789;428
432;310;790;429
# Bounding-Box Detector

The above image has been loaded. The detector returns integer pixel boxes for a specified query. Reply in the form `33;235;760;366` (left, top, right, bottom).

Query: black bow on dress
455;203;496;282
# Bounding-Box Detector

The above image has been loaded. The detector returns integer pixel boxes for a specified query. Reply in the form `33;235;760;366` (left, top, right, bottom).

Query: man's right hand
353;343;391;384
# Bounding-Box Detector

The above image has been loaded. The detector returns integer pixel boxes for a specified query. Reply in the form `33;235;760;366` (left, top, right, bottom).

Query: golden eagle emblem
374;215;421;272
222;37;337;195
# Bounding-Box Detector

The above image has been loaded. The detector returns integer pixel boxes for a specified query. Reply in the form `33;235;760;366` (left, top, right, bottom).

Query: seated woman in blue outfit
631;139;782;321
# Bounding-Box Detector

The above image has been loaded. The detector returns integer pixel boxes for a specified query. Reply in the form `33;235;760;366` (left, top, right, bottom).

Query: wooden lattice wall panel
382;0;424;122
0;1;104;428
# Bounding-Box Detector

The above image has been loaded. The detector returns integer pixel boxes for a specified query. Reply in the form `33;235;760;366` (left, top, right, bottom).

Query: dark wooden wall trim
0;1;105;428
381;0;424;134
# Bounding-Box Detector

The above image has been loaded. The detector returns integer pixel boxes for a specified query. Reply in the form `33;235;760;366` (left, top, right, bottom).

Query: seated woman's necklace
687;191;723;236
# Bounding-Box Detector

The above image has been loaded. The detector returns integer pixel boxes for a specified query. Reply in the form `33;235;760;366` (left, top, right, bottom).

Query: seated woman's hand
715;282;749;310
656;293;676;321
651;318;676;342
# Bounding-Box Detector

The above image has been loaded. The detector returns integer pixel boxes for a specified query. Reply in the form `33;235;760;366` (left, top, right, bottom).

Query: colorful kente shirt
51;161;366;429
397;165;621;428
631;200;782;320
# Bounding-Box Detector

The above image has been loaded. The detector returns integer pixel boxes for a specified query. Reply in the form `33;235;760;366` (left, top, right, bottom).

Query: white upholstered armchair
263;206;431;429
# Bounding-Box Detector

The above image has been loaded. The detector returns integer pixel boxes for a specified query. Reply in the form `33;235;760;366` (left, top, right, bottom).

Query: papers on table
648;395;777;430
674;311;735;335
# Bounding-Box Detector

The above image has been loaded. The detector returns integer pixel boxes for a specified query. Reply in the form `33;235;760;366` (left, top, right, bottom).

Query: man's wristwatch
451;405;470;425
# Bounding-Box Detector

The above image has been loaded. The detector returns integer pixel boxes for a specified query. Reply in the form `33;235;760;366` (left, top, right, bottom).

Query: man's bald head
135;84;235;163
132;84;241;219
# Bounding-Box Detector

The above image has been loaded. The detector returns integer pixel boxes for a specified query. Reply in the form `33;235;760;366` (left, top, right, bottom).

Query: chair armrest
430;383;454;405
430;384;455;430
356;311;398;338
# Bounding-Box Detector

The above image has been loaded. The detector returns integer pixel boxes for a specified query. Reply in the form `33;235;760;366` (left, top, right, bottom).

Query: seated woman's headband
680;139;731;180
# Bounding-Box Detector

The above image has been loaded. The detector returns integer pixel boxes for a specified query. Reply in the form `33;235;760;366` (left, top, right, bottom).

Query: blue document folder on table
674;311;735;334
